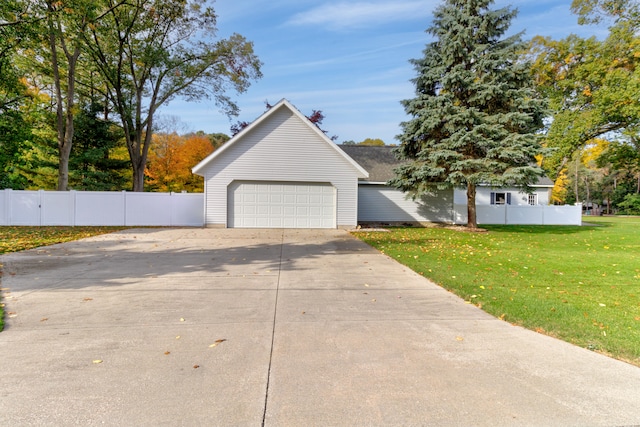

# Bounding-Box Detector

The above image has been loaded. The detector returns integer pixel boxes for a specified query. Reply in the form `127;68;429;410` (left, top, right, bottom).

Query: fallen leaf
180;318;185;322
83;298;93;302
164;351;170;355
193;364;199;369
176;335;181;339
456;336;464;341
40;317;48;322
209;339;227;348
92;359;103;364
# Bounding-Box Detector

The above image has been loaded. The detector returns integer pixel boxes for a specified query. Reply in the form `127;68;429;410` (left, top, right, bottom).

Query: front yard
354;216;640;366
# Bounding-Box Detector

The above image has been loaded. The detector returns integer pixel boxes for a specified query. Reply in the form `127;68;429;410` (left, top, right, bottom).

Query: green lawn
0;226;128;331
354;216;640;366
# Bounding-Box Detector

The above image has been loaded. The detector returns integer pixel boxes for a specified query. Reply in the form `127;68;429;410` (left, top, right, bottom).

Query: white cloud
286;1;438;30
267;36;425;74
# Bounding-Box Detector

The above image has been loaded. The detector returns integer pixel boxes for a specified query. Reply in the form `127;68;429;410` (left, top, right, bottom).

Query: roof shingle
339;144;554;186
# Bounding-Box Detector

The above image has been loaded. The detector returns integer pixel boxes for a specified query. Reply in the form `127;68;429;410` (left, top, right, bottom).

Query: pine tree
391;0;546;228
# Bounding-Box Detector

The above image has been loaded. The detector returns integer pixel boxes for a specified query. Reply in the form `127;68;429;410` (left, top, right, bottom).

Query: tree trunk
132;159;145;192
57;139;72;191
47;3;81;191
48;7;66;190
466;182;477;228
57;53;78;191
130;122;154;192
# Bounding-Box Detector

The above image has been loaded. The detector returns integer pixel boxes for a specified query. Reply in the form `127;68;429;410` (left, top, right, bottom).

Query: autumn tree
145;133;184;192
180;134;216;191
83;0;262;191
392;0;545;228
145;132;214;192
358;138;385;146
530;0;640;184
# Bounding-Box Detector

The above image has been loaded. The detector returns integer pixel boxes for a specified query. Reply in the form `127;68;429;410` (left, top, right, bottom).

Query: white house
340;145;554;225
193;99;562;228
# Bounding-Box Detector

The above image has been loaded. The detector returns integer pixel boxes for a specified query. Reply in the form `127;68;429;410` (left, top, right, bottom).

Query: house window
528;194;538;206
490;192;511;205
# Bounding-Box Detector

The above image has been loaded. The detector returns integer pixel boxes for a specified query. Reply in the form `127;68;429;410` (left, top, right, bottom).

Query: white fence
0;189;204;226
453;203;582;226
1;189;582;228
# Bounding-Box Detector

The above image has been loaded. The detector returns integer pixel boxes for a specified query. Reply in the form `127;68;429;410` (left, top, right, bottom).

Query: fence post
123;190;127;226
2;189;11;225
38;189;44;226
69;190;77;226
170;191;174;226
576;203;583;225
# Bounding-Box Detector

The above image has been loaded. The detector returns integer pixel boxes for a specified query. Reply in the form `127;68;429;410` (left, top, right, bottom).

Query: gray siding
202;107;361;227
358;185;454;223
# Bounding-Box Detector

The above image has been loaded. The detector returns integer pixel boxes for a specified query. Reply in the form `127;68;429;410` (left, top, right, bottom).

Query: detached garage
192;99;368;228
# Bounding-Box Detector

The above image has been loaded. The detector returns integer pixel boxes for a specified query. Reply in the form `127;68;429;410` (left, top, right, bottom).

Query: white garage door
228;181;336;228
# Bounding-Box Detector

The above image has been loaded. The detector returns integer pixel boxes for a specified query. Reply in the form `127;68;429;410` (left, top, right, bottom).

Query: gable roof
192;99;368;178
339;144;555;187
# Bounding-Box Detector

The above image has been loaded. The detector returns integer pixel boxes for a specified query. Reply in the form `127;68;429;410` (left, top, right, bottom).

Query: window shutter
490;192;495;205
506;193;512;205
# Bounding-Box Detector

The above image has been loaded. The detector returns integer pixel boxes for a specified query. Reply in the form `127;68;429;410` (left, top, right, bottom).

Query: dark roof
339;145;400;182
339;144;554;186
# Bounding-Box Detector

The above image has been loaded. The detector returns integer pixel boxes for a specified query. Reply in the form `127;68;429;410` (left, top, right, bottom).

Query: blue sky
162;0;608;144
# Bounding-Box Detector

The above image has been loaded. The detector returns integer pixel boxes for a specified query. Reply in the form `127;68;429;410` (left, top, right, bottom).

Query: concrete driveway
1;228;639;426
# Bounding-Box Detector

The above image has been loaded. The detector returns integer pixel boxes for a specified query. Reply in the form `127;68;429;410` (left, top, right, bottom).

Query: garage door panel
228;181;335;228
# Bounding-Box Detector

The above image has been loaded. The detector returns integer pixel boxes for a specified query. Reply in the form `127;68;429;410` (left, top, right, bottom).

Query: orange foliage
551;168;569;204
145;133;214;192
